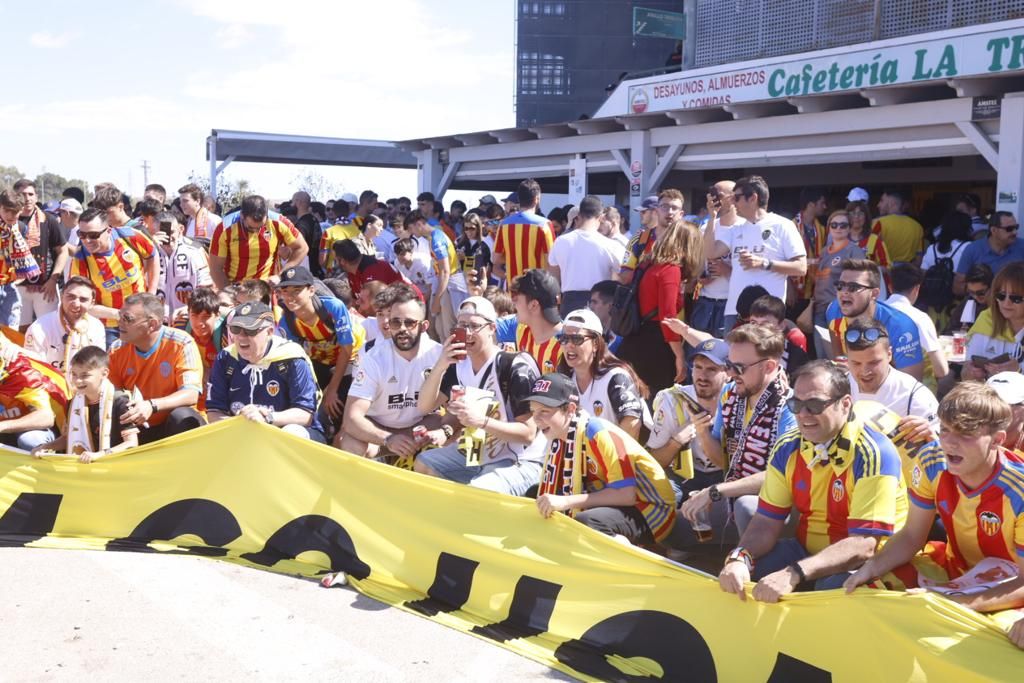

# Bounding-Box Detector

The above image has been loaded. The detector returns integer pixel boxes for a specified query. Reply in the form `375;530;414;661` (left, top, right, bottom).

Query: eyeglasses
786;396;842;416
845;327;888;345
388;317;424;330
558;333;595;347
725;358;768;375
995;224;1020;233
829;221;850;229
454;321;489;333
658;204;683;212
835;281;872;293
967;287;989;299
79;229;108;240
995;292;1024;304
229;325;265;337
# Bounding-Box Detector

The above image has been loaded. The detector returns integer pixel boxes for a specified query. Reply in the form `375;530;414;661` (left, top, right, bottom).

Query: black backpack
919;242;964;309
608;230;656;337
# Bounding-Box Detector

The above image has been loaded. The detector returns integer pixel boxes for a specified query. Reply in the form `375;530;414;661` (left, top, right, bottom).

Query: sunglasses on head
845;327;887;345
786;396;842;415
725;358;768;375
558;333;595;346
995;292;1024;304
835;281;872;293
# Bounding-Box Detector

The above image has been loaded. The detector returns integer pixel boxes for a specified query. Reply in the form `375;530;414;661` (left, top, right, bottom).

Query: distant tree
292;168;340;202
0;165;25;190
187;171;252;212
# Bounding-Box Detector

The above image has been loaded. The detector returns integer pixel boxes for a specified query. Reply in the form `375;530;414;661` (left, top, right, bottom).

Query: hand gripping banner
0;418;1020;681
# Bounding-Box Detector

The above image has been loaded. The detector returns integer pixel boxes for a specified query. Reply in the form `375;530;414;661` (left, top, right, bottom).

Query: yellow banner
0;418;1020;681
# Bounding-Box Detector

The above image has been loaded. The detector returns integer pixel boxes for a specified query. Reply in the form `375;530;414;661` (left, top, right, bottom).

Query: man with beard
720;361;906;602
23;275;106;379
207;301;325;442
340;285;443;458
826;259;923;379
688;324;796;536
648;338;731;546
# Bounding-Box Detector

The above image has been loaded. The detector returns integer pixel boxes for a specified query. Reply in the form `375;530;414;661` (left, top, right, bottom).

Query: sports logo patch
656;409;665;425
911;465;922;489
593;400;604;417
240;304;252;315
532;379;551;393
761;229;771;240
830;479;846;503
702;340;715;351
286;268;295;278
979;511;1001;537
266;380;280;397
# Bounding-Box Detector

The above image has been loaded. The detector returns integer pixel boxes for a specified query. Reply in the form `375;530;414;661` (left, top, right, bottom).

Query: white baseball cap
59;198;84;215
987;372;1024;405
847;187;869;203
459;296;497;323
341;192;358;203
563;308;603;335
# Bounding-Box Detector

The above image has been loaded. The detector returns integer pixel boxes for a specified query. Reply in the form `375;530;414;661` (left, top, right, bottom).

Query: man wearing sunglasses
415;297;546;496
340;285;443;460
207;301;325;442
846;319;939;443
720;360;906;603
826;259;924;380
954;211;1024;297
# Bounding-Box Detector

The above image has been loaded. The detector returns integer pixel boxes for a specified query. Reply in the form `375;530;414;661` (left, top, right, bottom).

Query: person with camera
151;211;211;321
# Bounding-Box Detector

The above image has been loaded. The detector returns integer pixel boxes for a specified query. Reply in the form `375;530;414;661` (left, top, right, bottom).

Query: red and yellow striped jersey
909;451;1024;578
515;323;562;375
494;211;554;282
579;415;676;541
109;327;203;426
319;222;360;272
620;227;657;276
0;353;70;433
210;213;302;282
292;315;339;366
758;418;908;554
70;228;155;328
794;215;826;299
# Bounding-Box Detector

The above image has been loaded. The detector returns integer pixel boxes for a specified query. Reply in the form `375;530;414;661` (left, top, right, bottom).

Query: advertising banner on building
0;419;1021;681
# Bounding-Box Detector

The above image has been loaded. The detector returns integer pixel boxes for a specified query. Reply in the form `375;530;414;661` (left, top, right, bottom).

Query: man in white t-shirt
152;211;212;321
178;183;220;241
846;318;939;437
340;287;443;459
393;237;435;303
548;195;622;316
23;275;106;376
415;296;546;496
702;175;807;330
692;180;745;340
885;263;949;385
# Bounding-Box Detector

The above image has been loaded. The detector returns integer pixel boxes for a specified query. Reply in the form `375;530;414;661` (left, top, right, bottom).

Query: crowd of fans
0;173;1022;648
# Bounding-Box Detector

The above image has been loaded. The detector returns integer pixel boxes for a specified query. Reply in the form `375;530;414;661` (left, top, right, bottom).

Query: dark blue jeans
689;296;727;339
753;538;852;590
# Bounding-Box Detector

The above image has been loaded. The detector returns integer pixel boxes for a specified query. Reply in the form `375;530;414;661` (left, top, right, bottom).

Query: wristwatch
762;258;773;271
708;485;723;503
264;409;275;425
725;546;755;571
441;424;456;439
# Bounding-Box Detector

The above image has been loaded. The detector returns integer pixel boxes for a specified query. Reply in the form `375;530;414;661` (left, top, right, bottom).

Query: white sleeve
779;220;807;259
917;315;940;352
952;242;969;272
194;249;213;286
547;238;564;267
647;391;683;449
920;244;936;271
23;321;46;356
909;384;940;429
347;355;380;401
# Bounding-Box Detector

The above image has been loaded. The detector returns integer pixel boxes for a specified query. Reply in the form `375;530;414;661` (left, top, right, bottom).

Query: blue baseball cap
633;196;659;212
692;338;729;367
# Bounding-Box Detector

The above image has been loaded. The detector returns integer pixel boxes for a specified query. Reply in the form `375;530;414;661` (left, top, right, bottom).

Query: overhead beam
665;109;730;125
568;118;623;135
724;101;795;120
453;132;496;146
615;113;673;130
787;94;866;114
955;121;999;169
947;76;1024;97
528;124;576;140
489;128;537;143
647;144;685;190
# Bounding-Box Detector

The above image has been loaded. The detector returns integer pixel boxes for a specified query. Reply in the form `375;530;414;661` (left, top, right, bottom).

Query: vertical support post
418;149;443;196
568;155;588;205
629;130;655;213
208;136;218;200
997;93;1024;214
683;0;697;69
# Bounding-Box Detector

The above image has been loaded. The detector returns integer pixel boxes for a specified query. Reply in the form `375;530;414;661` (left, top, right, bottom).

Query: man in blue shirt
826;259;924;380
207;301;325;442
954;211;1024;296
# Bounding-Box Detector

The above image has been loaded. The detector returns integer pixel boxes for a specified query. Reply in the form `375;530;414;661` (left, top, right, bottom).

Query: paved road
0;548;574;682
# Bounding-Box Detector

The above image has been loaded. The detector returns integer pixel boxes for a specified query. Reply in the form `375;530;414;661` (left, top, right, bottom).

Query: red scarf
20;207;43;249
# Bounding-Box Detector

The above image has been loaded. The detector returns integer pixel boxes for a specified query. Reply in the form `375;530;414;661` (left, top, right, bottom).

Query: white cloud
29;31;74;48
215;24;251;49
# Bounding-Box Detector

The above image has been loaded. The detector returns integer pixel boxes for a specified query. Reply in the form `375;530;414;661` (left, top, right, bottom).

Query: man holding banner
844;383;1024;649
720;360;907;602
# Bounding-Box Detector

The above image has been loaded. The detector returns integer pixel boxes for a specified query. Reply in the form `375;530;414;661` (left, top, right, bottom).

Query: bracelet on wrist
790;562;807;584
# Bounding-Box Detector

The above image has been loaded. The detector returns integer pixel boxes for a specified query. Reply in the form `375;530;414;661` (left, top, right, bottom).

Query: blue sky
5;0;516;202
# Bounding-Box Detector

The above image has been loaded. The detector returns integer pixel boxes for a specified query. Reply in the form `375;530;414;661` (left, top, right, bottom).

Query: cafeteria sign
628;23;1024;114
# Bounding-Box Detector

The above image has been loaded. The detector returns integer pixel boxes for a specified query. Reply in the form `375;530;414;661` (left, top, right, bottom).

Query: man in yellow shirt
874;189;924;265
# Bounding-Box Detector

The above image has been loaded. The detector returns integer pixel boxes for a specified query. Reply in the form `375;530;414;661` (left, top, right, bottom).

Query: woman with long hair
353;213;384;256
617;218;703;398
559;308;649;439
455;212;491;293
812;210;865;350
846;200;891;289
964;261;1024;379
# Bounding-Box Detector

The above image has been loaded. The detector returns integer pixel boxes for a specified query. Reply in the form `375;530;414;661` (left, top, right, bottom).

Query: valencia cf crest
701;340;715;351
240;304;252;315
761;229;771;240
593;400;604;417
544;360;555;372
979;511;1001;537
830;479;846;503
266;380;281;397
286;269;295;278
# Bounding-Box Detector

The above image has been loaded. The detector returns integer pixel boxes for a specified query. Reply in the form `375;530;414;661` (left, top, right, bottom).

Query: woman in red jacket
617;218;703;399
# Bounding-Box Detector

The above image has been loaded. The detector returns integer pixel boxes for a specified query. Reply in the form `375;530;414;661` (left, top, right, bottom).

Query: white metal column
568;155;587;204
997;92;1024;214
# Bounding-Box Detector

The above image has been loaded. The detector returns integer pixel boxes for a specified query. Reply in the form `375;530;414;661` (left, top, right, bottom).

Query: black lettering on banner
106;498;242;557
471;575;562;642
766;653;832;683
553;610;716;682
240;514;371;580
405;552;479;616
0;492;63;547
